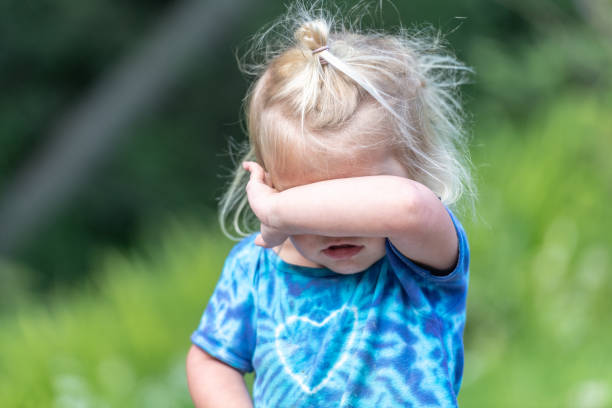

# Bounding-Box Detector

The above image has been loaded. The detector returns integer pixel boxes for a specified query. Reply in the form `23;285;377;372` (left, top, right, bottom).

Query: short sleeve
190;240;257;373
385;206;470;288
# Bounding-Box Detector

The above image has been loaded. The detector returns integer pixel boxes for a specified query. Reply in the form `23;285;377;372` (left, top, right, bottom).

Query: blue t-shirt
191;208;469;407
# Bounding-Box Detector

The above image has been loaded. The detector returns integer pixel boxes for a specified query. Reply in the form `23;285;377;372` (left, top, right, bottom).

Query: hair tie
311;45;329;65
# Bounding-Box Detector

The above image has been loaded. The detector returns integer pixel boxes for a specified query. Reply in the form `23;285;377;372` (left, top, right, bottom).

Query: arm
243;162;458;271
186;345;253;408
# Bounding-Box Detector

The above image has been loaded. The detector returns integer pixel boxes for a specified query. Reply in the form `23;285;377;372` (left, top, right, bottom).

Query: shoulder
445;206;470;274
219;233;260;272
227;233;260;259
444;206;470;268
386;206;470;284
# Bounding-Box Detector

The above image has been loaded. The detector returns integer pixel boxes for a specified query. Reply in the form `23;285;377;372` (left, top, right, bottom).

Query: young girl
187;4;474;407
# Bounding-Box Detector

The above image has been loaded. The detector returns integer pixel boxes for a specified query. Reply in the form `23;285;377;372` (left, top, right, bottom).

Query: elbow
390;181;433;235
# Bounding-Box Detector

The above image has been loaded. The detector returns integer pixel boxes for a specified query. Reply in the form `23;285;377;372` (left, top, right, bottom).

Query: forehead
270;146;407;191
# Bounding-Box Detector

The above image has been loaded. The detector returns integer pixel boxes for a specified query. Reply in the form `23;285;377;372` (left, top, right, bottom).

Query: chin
330;267;365;275
328;257;381;275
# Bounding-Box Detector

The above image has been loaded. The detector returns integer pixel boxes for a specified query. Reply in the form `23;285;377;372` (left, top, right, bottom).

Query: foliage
458;93;612;407
1;91;610;406
0;0;552;289
1;0;611;406
0;220;232;407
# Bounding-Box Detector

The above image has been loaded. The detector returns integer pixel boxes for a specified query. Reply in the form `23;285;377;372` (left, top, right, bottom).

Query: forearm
243;161;457;269
267;175;431;238
186;345;253;408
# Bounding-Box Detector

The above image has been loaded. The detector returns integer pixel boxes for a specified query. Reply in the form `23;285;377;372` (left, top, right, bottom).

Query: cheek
366;238;387;256
290;235;320;253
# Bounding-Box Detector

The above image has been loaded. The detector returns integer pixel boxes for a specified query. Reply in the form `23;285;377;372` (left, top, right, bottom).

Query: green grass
0;93;611;407
0;220;232;407
458;93;612;407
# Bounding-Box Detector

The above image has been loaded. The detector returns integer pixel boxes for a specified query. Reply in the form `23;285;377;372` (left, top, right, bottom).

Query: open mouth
322;244;364;259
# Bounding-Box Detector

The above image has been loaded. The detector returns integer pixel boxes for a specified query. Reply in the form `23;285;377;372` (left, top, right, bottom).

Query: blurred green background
0;0;610;406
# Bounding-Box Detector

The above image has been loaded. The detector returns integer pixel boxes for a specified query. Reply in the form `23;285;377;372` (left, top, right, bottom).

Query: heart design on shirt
274;306;359;394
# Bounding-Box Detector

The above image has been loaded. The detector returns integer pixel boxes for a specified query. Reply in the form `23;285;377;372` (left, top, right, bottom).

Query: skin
186;147;459;406
186;345;253;408
243;149;458;274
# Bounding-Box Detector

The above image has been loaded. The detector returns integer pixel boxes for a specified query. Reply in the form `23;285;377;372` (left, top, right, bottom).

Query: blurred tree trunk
573;0;612;36
0;0;254;255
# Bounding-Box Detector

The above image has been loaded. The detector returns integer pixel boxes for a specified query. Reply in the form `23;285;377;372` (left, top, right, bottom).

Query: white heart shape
274;306;359;394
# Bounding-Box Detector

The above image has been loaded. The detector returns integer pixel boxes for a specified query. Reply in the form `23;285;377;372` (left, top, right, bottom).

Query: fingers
242;161;265;183
243;161;275;190
254;234;270;248
263;171;273;188
255;224;288;248
255;233;281;248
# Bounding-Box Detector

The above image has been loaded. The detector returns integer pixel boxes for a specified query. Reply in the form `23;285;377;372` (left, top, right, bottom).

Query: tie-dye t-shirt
191;208;469;407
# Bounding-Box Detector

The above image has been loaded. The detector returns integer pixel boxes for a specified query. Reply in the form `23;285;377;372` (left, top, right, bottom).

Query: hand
242;161;288;248
255;223;288;248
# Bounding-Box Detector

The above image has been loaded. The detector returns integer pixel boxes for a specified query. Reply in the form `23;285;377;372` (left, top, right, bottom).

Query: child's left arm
243;162;458;271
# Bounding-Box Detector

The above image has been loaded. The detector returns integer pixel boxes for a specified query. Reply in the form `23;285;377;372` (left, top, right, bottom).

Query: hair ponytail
295;20;329;52
219;3;475;239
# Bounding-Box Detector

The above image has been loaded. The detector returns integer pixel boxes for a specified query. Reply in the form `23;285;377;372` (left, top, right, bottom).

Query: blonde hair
220;2;475;239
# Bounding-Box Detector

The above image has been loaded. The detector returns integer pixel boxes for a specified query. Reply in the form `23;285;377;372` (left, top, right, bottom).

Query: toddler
187;4;474;407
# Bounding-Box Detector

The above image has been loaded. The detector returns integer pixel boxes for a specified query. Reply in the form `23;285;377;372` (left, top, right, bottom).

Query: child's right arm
243;161;458;271
186;345;253;408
